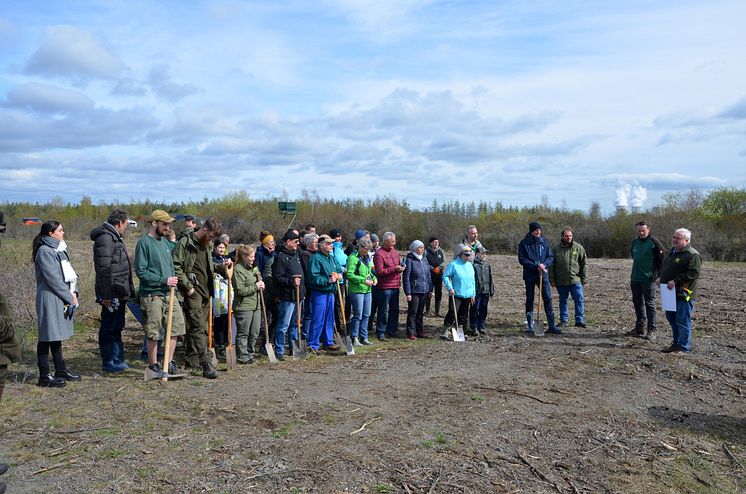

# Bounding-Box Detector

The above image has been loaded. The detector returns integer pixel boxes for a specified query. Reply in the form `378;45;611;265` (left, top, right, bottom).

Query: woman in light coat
33;221;81;387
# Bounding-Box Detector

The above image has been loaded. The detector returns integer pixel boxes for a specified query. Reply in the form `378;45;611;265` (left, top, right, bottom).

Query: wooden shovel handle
162;285;175;381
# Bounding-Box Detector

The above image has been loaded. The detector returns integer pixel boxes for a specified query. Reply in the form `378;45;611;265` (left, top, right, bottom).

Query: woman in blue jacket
441;243;475;339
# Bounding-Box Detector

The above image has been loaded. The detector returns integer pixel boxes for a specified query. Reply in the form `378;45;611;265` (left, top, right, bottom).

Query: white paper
660;284;677;311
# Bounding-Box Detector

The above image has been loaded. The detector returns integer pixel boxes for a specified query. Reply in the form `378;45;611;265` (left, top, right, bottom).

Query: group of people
3;210;703;391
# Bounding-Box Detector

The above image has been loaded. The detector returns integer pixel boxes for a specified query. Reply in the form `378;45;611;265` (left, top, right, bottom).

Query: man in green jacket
550;227;588;328
172;217;224;377
658;228;702;353
629;220;665;339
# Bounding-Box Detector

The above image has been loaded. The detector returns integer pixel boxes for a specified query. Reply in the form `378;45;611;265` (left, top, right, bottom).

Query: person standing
300;233;319;340
307;235;342;353
462;225;483;254
441;244;476;339
373;232;405;340
658;228;702;353
518;221;559;334
272;230;305;361
135;210;188;378
32;221;81;387
232;244;264;363
173;218;224;378
90;209;135;372
628;220;665;339
403;240;433;340
424;237;446;316
346;238;377;345
549;227;588;328
470;246;494;335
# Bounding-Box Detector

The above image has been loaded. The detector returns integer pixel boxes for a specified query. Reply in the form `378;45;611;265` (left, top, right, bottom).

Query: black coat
90;223;134;299
272;246;306;301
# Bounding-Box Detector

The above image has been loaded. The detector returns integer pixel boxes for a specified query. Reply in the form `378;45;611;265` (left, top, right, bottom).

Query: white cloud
24;25;124;80
5;82;94;113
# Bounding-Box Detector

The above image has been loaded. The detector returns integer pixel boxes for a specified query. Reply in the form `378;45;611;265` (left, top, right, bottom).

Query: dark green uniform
0;291;21;401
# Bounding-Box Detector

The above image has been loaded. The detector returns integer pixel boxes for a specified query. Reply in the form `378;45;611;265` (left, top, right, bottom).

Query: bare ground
1;254;745;493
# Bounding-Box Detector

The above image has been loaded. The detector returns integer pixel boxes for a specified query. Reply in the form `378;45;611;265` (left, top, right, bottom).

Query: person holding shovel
232;244;264;363
307;234;342;353
272;230;305;361
172;217;224;378
135;210;187;379
441;243;475;340
518;222;559;334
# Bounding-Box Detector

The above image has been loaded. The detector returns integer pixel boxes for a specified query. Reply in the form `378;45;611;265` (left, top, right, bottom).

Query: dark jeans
406;293;427;336
524;274;555;325
665;300;693;351
0;365;7;401
470;293;489;330
375;288;400;337
425;273;443;313
99;303;125;346
631;281;657;332
453;296;471;329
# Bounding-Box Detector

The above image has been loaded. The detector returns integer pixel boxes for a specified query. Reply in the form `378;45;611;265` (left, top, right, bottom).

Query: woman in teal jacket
441;243;476;339
346;238;377;345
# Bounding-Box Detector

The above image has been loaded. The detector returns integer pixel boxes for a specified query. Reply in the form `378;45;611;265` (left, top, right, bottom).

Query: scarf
56;239;78;294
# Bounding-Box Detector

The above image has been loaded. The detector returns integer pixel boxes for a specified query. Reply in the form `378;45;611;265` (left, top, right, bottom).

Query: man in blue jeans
373;232;405;339
549;227;588;328
271;230;305;361
658;228;702;353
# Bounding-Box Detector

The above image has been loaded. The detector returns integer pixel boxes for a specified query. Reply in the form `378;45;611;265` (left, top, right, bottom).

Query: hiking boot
168;361;186;375
217;346;227;362
323;344;340;352
643;330;656;341
54;369;81;381
360;339;373;345
575;322;587;328
38;374;66;388
661;344;681;353
625;329;644;337
237;355;255;364
202;362;219;379
558;321;568;328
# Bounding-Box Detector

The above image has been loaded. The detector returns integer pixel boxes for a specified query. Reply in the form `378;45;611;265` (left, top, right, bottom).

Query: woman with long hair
32;221;81;387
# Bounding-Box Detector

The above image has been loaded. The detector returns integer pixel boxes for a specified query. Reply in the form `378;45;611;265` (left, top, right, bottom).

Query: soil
1;253;745;493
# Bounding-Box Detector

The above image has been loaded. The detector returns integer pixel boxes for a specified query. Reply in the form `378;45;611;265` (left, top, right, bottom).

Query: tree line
2;187;745;261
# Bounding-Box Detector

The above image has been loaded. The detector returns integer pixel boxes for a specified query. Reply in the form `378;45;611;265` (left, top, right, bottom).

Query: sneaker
360;339;373;346
558;321;568;328
38;374;66;388
407;335;417;341
660;344;680;353
625;328;644;337
575;322;587;328
168;361;186;375
643;331;656;341
202;362;219;379
547;328;563;335
146;363;167;379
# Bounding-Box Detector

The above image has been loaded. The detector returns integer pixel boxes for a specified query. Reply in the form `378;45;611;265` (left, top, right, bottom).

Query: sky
1;0;745;214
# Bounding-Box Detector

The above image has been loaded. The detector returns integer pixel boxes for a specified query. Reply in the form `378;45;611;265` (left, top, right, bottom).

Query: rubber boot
526;312;534;333
352;337;361;346
434;301;441;317
100;342;119;372
110;341;129;372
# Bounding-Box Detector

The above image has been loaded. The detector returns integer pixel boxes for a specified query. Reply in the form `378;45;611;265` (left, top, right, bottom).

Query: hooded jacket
403;252;433;295
518;233;554;281
272;245;306;301
90;222;134;300
549;241;587;286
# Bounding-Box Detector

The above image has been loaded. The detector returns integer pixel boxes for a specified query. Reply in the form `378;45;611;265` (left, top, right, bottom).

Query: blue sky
1;0;744;213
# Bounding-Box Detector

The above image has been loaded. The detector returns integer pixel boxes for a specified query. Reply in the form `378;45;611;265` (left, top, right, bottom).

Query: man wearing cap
518;222;559;334
134;210;188;378
271;230;305;360
374;231;405;340
172;217;224;378
307;235;342;352
657;228;702;353
549;227;588;329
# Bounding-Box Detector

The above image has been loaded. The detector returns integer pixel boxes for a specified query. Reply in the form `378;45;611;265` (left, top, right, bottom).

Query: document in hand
660;284;677;311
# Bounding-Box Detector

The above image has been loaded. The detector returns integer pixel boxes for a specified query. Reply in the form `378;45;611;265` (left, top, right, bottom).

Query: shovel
207;297;218;368
336;283;355;355
291;283;307;360
257;273;277;363
533;271;545;337
450;294;465;342
225;266;237;370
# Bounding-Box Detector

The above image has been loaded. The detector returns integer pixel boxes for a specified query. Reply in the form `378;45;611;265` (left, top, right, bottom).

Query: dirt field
1;248;745;493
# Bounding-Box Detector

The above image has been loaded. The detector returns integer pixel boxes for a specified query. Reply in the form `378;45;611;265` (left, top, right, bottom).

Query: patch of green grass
434;432;447;444
421;439;435;448
421;432;447;449
209;437;226;448
470;394;485;402
272;422;293;439
323;414;336;425
101;448;125;459
374;484;393;493
93;428;116;437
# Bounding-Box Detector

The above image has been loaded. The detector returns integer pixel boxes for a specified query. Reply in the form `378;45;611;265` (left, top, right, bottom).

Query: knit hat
329;228;342;238
282;230;300;241
529;221;542;233
370;233;379;242
427;236;438;244
354;229;366;240
410;240;424;252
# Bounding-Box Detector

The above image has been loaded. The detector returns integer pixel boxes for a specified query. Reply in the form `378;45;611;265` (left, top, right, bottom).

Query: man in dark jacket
658;228;702;353
173;217;224;378
628;220;665;339
271;230;305;360
518;221;559;334
90;209;135;372
1;211;21;494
